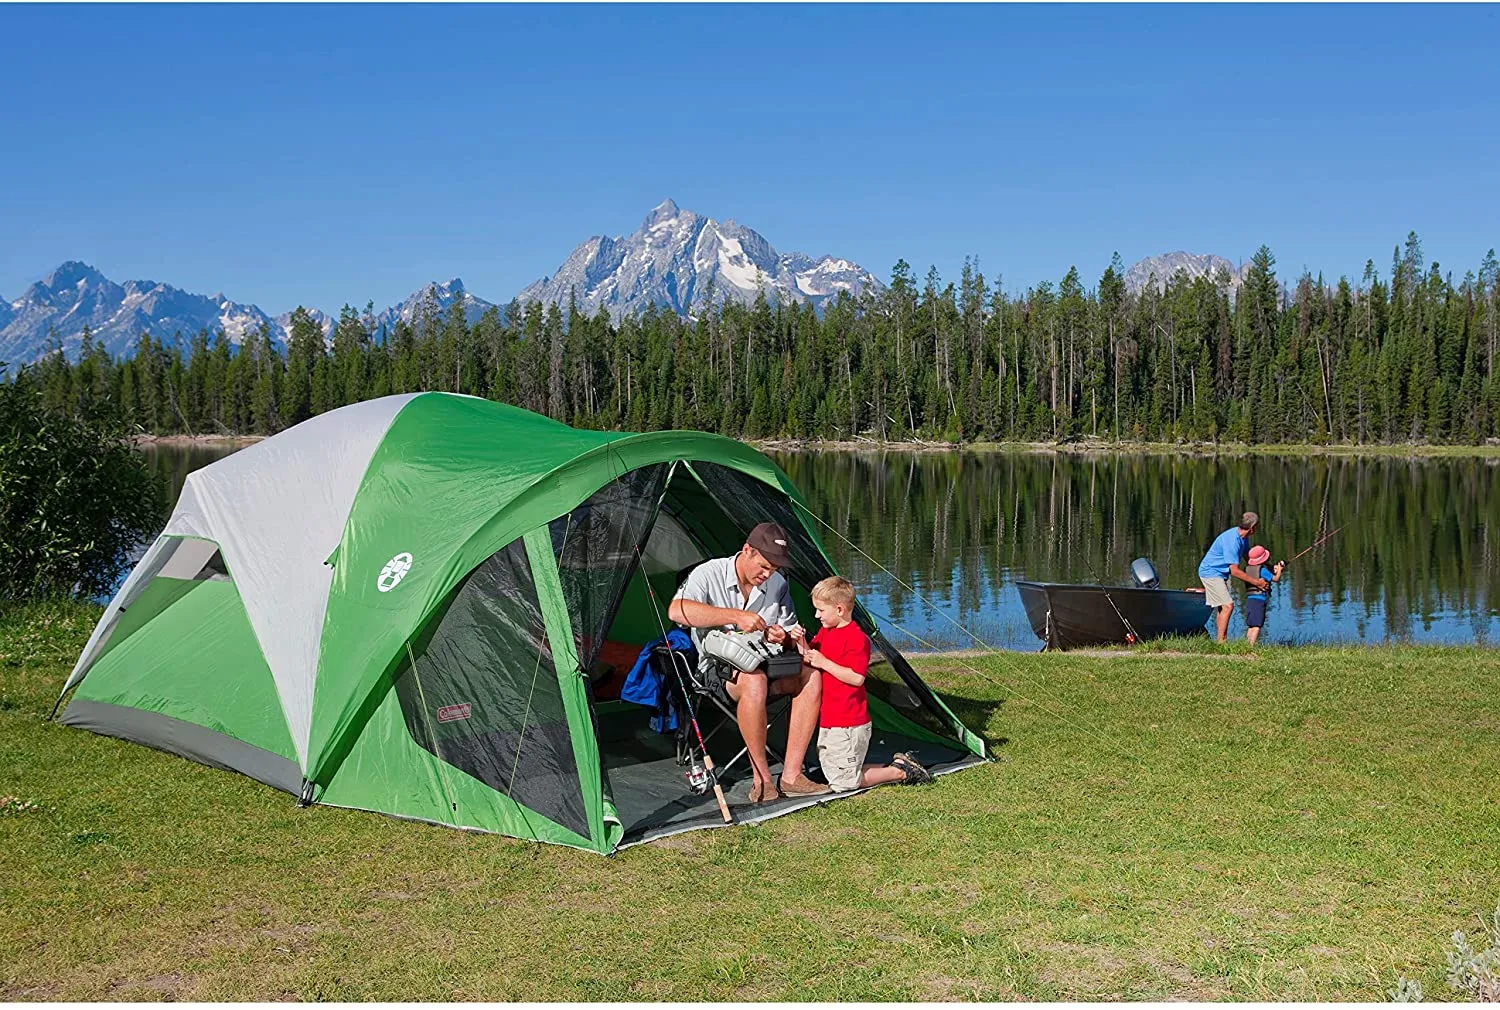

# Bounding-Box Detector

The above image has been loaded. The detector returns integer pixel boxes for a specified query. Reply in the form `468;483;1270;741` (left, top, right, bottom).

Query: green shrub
0;364;166;602
1391;900;1500;1002
1445;901;1500;1002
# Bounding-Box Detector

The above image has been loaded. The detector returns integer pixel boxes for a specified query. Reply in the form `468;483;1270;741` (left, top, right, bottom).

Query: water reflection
137;444;1500;650
137;443;249;511
767;450;1500;650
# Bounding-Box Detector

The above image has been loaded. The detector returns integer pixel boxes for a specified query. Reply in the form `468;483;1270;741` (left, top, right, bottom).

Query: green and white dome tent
58;393;985;852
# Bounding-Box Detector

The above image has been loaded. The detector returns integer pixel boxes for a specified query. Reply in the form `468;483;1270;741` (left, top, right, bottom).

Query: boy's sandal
891;752;933;785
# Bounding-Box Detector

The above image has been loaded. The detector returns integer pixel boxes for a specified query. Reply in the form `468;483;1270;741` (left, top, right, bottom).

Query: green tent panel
317;683;596;850
65;571;301;792
59;393;985;852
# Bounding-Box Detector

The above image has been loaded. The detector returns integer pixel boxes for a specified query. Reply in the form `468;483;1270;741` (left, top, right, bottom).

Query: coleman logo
377;552;413;593
436;703;471;723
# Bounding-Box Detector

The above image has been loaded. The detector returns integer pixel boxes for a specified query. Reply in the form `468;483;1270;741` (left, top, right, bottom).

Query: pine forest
9;234;1500;446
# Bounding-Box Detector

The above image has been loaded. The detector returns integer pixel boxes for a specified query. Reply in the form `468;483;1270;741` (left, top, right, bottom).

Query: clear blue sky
3;4;1497;313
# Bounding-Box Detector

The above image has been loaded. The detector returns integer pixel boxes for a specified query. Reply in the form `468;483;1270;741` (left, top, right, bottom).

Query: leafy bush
0;364;165;601
1392;900;1500;1002
1446;902;1500;1001
1392;975;1424;1002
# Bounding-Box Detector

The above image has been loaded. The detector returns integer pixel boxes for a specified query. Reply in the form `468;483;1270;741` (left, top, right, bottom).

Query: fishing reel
684;752;715;795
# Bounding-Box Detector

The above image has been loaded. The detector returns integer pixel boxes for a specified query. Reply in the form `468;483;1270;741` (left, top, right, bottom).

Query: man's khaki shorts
1201;575;1233;608
818;722;872;791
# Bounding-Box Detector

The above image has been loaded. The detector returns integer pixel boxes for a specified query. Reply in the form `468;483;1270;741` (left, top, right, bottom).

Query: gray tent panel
60;699;304;795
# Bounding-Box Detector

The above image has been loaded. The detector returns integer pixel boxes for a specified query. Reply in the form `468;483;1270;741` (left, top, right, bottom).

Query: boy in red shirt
793;576;932;791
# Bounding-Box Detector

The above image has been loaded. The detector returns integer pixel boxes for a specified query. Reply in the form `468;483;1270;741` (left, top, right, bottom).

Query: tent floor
594;703;981;846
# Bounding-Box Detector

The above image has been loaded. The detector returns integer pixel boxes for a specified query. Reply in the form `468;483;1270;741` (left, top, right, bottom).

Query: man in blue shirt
1197;511;1269;642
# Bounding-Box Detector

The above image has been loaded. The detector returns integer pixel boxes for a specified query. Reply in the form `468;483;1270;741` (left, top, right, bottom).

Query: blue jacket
620;628;695;733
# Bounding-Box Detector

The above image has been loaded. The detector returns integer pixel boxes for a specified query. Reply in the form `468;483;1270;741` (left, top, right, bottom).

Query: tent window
548;463;671;672
394;537;587;838
194;549;229;581
686;462;834;588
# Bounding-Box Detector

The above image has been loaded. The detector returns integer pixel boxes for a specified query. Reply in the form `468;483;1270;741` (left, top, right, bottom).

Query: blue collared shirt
1198;526;1246;579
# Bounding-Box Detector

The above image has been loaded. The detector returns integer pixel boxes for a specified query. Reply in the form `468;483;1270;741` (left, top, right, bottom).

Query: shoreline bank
754;437;1500;458
130;429;1500;458
133;433;265;447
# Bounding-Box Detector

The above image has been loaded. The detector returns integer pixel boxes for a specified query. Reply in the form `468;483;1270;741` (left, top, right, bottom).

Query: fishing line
857;600;1150;769
1263;525;1342;630
1264;472;1337;625
1071;467;1140;644
797;504;1150;768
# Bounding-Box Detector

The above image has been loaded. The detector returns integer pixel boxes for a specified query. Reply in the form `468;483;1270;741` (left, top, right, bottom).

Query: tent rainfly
57;393;985;851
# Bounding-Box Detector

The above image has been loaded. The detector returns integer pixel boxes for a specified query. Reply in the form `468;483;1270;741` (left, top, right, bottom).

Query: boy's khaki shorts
818;722;872;791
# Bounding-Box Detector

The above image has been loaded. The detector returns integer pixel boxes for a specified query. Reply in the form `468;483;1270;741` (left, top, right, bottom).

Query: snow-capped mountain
0;262;285;362
516;199;881;320
2;204;872;362
0;263;496;363
368;279;497;338
1124;252;1250;295
273;308;335;344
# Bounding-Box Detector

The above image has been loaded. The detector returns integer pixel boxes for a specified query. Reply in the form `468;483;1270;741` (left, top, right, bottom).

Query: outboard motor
1129;557;1160;590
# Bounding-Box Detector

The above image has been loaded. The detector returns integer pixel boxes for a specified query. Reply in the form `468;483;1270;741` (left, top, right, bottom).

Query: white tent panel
160;394;419;770
154;537;222;580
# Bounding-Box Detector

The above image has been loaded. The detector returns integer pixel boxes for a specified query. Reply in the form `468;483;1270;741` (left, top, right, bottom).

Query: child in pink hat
1243;544;1285;644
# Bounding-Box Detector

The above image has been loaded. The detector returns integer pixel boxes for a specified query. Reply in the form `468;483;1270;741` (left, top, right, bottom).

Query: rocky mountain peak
1124;251;1249;295
642;197;683;228
516;199;880;320
2;202;875;360
39;260;108;291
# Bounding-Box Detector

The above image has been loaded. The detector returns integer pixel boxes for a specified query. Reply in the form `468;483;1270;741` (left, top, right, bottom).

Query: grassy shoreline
4;602;1497;999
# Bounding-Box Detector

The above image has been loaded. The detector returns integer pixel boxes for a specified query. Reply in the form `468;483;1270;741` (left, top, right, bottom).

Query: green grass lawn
3;602;1496;1000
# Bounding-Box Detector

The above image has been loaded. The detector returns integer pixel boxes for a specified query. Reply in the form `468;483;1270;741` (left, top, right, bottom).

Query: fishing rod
1285;525;1343;566
601;453;732;823
1259;525;1339;636
1079;552;1142;646
656;638;733;823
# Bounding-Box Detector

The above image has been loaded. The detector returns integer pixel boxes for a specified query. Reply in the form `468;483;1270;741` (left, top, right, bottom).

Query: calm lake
138;444;1500;651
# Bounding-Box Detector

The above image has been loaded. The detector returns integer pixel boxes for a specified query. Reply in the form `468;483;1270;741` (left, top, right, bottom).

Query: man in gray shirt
669;522;830;803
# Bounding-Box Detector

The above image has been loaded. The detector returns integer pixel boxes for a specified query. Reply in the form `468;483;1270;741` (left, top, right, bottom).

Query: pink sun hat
1247;545;1271;566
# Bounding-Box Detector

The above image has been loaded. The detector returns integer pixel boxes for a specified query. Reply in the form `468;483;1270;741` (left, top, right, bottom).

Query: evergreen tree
283;307;326;426
12;231;1499;448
